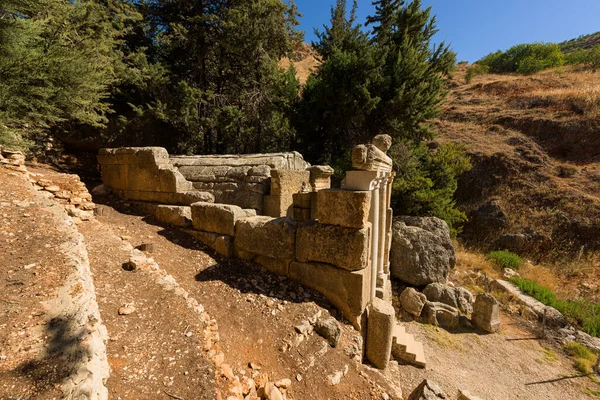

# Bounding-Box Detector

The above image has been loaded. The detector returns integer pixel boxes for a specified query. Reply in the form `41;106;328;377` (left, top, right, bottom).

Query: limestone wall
97;147;214;205
170;152;310;212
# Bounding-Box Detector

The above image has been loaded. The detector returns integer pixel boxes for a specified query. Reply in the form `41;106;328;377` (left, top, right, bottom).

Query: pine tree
297;0;382;166
365;0;402;46
0;0;137;151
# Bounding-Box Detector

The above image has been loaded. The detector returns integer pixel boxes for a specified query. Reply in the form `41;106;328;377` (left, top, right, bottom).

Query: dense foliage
0;0;469;232
477;42;564;75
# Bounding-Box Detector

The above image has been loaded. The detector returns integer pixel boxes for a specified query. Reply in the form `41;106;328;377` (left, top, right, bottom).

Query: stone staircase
391;323;426;368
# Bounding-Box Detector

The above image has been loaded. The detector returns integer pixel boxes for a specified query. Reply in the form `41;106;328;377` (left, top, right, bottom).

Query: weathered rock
366;297;395;370
275;379;291;389
289;261;370;330
296;220;370;271
264;382;283;400
423;283;473;315
399;287;427;317
422;302;459;330
317;189;371;229
314;316;342;347
471;294;500;333
308;165;334;191
191;202;251;235
391;216;456;286
235;216;297;259
255;256;291;276
407;379;447;400
155;205;192;227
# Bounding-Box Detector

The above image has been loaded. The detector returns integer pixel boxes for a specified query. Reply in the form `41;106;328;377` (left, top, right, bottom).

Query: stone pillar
370;185;380;301
377;176;387;284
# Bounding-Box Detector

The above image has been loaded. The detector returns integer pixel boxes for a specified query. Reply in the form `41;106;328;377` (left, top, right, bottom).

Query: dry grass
522;84;600;115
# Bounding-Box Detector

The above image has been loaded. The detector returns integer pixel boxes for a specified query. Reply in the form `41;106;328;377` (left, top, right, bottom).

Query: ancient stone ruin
97;135;425;369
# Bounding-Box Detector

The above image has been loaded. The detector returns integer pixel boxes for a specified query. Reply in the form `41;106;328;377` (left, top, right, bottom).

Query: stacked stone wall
97;147;214;205
171;152;310;212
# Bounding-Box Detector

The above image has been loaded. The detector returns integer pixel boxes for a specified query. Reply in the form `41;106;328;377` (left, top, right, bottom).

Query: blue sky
295;0;600;62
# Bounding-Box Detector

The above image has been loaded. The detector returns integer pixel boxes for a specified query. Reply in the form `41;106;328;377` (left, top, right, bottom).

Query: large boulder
390;216;456;286
466;200;507;239
423;283;474;315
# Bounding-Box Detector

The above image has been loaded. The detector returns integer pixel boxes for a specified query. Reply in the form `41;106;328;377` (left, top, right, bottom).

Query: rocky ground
2;161;600;399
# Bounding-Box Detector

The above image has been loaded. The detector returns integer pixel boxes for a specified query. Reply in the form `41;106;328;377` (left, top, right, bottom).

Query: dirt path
0;167;108;399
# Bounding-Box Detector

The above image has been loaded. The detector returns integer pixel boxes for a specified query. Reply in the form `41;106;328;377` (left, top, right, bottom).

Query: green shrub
510;277;600;337
465;64;489;84
566;44;600;71
478;42;564;74
486;250;524;270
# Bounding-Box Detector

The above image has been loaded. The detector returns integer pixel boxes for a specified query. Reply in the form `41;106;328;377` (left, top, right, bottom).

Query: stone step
391;322;426;368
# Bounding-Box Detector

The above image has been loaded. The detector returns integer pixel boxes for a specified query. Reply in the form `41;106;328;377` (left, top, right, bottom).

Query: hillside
560;31;600;53
439;65;600;264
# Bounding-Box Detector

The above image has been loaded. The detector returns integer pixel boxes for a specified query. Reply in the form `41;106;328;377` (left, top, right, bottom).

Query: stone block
293;207;311;223
293;192;312;209
288;261;371;330
186;230;234;257
100;164;128;190
255;256;291;276
317;189;371;229
296;220;370;271
234;216;297;260
308;165;334;191
471;294;500;333
269;169;310;216
155;205;192;227
422;301;459;331
191;202;248;236
263;195;283;218
366;297;395;370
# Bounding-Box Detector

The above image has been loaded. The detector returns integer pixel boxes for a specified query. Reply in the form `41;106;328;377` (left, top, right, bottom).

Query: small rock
249;362;261;370
296;374;302;382
264;382;283;400
328;370;343;386
275;378;291;389
118;304;136;315
294;320;313;335
471;293;500;333
407;379;447;400
92;184;110;195
314;316;342;347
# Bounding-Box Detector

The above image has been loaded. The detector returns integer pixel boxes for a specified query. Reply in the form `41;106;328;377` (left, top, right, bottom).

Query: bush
510;277;600;337
486;250;524;270
465;64;489;83
565;44;600;71
478;43;564;75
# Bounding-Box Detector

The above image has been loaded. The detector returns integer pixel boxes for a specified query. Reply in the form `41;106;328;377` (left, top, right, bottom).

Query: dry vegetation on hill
440;65;600;266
